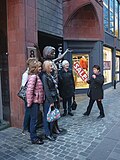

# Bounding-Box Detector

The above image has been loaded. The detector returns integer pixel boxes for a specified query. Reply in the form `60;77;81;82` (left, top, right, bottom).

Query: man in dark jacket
83;65;105;118
58;60;75;116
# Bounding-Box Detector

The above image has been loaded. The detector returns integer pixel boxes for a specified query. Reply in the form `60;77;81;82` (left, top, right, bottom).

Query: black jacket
58;68;75;99
42;73;58;104
88;73;104;100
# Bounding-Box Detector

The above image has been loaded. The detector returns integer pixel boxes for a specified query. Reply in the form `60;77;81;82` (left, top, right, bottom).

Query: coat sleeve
94;75;104;85
71;71;75;91
42;74;54;104
26;75;37;107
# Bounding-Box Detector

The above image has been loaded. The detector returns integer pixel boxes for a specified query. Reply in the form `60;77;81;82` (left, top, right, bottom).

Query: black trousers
86;99;105;116
63;97;72;113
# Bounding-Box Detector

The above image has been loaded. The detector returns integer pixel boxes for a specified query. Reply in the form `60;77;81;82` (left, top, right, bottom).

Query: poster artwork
73;61;88;81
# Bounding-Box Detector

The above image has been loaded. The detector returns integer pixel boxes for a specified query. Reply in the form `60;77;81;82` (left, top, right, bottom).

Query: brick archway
63;1;103;40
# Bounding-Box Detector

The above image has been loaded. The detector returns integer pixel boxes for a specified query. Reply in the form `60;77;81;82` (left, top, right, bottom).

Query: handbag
17;83;27;101
17;76;37;101
47;107;61;122
71;100;77;110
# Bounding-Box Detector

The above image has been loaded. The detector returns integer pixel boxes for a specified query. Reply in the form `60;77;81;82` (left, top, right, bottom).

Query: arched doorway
64;4;101;39
0;0;10;123
63;3;103;92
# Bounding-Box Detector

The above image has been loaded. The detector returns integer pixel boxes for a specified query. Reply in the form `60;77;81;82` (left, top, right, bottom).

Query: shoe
62;112;67;117
97;115;105;119
53;130;60;134
68;112;74;116
83;112;89;116
22;130;25;135
45;135;55;141
58;128;63;133
32;139;44;145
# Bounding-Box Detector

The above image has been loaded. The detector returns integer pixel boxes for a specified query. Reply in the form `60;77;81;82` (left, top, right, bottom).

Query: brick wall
7;0;37;128
63;0;104;40
37;0;63;37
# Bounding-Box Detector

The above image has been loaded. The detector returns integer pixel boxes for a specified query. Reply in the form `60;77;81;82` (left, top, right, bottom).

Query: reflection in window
103;0;120;38
110;0;114;34
103;0;109;32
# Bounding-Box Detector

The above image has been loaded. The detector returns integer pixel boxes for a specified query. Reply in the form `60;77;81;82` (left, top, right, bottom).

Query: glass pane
119;5;120;38
115;0;118;37
103;0;109;32
72;54;89;89
103;47;112;84
110;0;114;34
116;57;119;72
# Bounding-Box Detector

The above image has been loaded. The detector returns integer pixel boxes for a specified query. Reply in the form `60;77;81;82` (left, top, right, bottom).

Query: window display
103;47;112;84
72;54;89;89
116;73;119;82
116;57;119;72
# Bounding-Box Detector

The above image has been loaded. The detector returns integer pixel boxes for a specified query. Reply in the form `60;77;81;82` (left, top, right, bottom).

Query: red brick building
1;0;120;127
0;0;63;128
0;0;37;127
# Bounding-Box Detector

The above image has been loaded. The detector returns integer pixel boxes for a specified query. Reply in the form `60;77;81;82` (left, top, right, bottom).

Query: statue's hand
65;48;72;53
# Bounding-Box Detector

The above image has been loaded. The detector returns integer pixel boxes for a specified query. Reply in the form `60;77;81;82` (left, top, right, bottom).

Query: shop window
72;54;89;89
116;73;119;81
103;47;112;84
116;57;119;72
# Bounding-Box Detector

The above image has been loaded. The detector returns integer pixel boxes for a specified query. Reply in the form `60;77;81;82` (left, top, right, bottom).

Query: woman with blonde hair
42;60;59;141
26;61;44;144
21;57;38;135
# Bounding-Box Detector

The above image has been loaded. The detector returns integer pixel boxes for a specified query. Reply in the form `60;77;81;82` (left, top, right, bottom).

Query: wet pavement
0;83;120;160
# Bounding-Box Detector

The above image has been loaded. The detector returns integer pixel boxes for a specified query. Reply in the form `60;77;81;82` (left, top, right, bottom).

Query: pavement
1;83;120;160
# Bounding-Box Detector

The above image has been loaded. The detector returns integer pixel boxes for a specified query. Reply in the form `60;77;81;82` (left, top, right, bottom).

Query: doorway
0;0;10;122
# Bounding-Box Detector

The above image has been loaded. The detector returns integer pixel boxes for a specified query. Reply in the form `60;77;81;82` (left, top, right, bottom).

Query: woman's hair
42;60;52;73
28;61;42;75
26;57;38;67
93;65;100;71
62;60;69;67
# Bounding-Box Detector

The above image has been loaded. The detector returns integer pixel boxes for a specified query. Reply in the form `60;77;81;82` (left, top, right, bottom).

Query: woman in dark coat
83;65;105;118
58;60;75;116
42;60;59;141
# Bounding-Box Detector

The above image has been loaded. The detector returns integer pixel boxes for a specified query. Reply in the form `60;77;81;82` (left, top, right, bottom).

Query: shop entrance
0;0;10;122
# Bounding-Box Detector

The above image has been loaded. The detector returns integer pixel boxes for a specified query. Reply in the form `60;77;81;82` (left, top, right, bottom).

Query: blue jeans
43;102;54;136
63;97;72;113
29;103;39;141
23;101;30;131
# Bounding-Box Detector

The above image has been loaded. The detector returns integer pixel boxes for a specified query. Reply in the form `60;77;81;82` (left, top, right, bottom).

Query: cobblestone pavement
1;84;120;160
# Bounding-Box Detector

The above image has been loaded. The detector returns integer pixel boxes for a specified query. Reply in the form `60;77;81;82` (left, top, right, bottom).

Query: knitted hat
62;60;69;67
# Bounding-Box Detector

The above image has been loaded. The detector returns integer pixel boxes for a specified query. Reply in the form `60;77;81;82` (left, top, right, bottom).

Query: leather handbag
17;76;37;101
17;83;27;101
71;100;77;110
47;107;61;122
